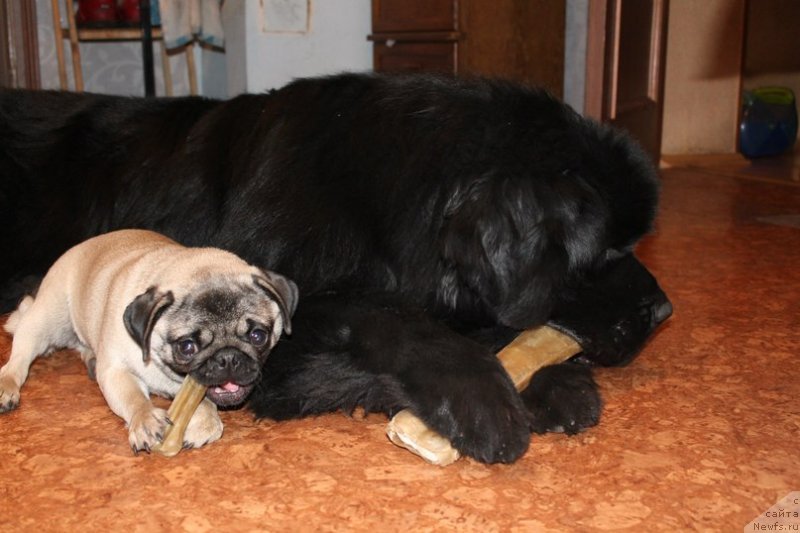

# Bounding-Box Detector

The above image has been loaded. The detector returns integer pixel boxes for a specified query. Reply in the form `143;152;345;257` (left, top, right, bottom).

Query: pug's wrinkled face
125;273;297;408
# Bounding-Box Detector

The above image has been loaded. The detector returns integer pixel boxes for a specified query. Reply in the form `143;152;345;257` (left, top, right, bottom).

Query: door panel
372;0;457;32
374;41;456;73
615;1;654;108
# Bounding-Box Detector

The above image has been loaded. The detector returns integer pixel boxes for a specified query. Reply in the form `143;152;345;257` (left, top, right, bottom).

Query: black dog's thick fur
0;73;671;463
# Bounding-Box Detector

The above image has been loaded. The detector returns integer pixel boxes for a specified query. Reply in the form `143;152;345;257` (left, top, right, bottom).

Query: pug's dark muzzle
193;347;261;407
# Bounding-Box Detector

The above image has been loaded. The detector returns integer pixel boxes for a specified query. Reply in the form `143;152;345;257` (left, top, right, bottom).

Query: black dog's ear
440;176;519;312
253;272;299;335
123;286;175;363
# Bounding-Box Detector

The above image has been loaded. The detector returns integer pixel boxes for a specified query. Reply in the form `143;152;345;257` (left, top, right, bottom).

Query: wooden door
369;0;566;97
369;0;459;73
584;0;669;161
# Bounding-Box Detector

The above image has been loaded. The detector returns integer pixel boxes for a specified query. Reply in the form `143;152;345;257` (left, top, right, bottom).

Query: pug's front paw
128;406;171;454
0;375;21;413
182;399;223;449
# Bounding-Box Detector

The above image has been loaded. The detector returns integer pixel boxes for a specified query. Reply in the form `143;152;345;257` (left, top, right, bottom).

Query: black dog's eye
178;339;198;357
249;328;268;347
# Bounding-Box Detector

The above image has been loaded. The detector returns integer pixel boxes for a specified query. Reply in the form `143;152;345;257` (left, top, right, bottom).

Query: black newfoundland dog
0;72;671;463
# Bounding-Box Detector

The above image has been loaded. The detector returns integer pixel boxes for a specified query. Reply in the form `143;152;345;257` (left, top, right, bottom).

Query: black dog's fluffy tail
0;275;40;316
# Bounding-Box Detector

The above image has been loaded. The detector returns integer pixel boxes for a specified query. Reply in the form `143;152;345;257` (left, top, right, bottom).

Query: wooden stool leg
186;43;198;96
160;42;173;96
64;0;83;91
50;0;68;89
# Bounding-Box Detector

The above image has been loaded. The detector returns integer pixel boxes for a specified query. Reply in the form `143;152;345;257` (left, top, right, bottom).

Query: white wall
224;0;373;95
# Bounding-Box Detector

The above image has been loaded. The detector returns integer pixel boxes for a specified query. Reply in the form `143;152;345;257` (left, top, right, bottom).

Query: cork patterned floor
1;162;798;531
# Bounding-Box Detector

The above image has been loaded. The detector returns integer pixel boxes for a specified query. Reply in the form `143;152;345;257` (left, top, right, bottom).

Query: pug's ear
253;272;299;335
123;286;174;362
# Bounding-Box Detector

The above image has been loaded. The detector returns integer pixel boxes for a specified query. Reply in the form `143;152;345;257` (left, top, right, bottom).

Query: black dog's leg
250;292;531;464
249;336;404;421
458;325;603;435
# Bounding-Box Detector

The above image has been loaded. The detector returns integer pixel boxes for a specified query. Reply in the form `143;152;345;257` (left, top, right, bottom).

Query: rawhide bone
386;325;582;466
152;375;207;457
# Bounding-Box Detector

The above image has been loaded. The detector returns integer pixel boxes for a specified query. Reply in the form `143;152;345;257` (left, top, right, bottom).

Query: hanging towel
158;0;225;49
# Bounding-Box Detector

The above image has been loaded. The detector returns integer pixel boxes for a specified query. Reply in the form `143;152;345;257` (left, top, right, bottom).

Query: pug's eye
178;339;197;357
249;328;268;347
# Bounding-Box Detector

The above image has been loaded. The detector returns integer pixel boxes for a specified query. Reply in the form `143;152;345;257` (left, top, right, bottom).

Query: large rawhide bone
386;325;582;466
152;375;207;457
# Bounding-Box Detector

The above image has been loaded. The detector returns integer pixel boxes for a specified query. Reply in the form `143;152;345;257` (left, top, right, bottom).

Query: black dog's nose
653;299;673;324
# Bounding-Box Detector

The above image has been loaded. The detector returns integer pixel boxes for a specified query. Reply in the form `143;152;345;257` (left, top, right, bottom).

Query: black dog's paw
521;363;601;435
412;365;531;464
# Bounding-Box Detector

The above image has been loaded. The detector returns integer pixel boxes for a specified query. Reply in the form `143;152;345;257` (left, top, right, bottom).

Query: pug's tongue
213;381;240;393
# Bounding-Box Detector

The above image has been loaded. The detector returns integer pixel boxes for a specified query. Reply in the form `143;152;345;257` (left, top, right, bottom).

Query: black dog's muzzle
548;254;673;367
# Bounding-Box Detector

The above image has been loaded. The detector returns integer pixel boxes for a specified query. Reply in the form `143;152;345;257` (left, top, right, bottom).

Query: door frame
0;0;40;88
583;0;669;160
584;0;611;121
